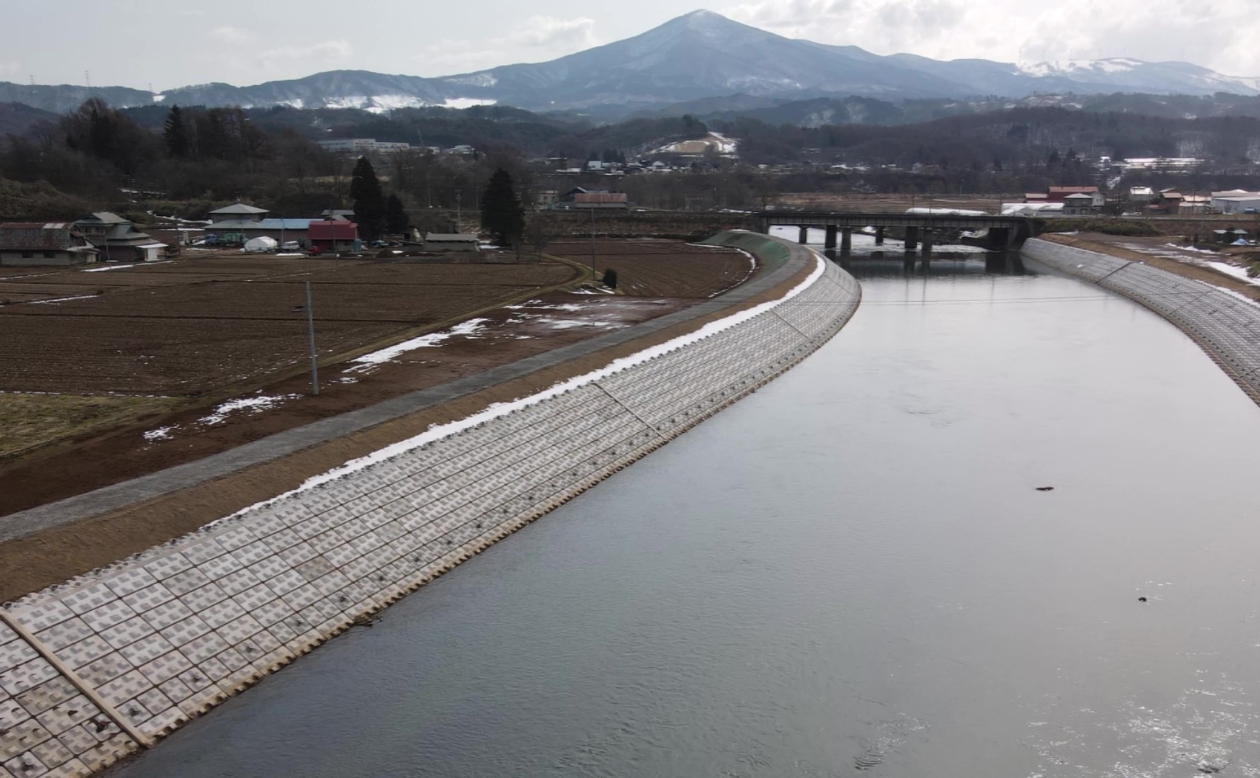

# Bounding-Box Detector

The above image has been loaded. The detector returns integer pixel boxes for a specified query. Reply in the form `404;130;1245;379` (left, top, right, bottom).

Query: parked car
281;241;302;251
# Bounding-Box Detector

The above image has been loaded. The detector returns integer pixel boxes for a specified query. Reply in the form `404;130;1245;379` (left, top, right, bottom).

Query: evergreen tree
480;168;524;247
163;106;190;158
350;157;386;240
384;193;409;235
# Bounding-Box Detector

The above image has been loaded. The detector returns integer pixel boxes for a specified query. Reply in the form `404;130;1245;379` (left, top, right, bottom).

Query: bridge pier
798;226;809;245
824;225;838;249
921;229;933;255
875;227;885;246
840;227;852;253
904;226;919;251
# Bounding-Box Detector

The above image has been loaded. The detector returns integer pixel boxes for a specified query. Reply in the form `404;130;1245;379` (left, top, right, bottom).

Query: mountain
3;10;1259;119
0;102;59;135
0;82;153;114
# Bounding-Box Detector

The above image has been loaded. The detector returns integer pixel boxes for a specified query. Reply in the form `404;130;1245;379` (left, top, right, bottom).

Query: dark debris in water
1035;486;1055;492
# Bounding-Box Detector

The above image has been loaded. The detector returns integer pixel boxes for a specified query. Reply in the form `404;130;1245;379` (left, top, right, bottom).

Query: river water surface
111;242;1260;778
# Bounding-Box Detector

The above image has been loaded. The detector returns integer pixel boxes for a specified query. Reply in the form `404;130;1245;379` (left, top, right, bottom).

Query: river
110;240;1260;778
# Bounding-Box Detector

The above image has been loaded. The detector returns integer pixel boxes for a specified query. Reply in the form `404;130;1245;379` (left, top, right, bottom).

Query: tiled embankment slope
1024;237;1260;405
0;236;860;777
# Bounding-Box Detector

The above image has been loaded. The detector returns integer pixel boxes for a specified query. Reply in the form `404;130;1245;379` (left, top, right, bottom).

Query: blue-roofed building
204;218;318;247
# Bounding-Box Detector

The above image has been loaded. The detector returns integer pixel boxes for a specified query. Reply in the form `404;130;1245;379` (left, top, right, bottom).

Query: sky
3;0;1260;91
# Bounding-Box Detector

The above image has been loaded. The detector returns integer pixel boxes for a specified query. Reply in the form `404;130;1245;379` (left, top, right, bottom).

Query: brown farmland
0;256;577;395
547;239;755;297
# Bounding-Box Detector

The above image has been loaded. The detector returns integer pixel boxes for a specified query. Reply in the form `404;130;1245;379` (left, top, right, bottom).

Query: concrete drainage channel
1023;238;1260;406
0;235;861;777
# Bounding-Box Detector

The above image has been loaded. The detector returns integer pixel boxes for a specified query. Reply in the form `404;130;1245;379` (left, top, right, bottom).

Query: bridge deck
757;212;1032;231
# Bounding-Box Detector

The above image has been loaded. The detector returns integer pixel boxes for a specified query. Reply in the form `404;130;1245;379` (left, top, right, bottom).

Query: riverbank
1023;237;1260;406
1038;233;1260;303
0;233;860;778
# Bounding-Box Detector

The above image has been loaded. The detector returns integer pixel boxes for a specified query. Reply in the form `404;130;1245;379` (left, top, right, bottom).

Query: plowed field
547;240;753;298
0;257;576;395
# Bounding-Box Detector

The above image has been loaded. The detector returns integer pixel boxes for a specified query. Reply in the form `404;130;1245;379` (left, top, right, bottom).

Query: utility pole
296;281;319;395
456;192;461;232
589;207;597;280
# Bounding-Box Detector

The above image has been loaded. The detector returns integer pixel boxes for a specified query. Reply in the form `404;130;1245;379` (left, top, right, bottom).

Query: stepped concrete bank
1023;238;1260;405
0;234;860;777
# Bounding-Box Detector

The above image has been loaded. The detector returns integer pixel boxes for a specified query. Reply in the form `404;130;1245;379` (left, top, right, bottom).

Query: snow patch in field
200;393;302;426
85;264;136;272
142;426;174;442
30;294;98;305
347;318;491;373
534;317;622;330
211;245;828;522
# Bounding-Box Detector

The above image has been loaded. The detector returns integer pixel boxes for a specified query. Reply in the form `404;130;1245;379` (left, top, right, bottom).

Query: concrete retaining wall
1023;237;1260;405
0;236;860;777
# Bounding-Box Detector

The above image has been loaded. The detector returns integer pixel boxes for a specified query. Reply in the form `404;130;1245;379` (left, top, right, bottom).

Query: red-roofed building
0;223;99;266
1046;186;1104;206
308;220;360;254
572;192;628;210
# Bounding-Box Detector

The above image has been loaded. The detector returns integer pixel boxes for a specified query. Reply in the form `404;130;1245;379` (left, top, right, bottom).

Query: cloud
256;40;353;68
507;16;598;50
0;60;20;78
723;0;1260;75
414;16;600;76
207;26;254;45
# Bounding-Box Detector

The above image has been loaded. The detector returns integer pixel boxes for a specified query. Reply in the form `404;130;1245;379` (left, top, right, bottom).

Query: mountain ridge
3;10;1259;118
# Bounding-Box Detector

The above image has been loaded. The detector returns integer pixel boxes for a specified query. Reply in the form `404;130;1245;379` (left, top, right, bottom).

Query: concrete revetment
0;233;860;777
1023;238;1260;406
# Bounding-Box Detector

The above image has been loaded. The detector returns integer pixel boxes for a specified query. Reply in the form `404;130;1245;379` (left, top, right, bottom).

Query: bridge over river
756;211;1038;251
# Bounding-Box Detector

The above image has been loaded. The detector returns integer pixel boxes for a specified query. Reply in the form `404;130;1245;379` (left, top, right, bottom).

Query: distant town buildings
317;138;412;154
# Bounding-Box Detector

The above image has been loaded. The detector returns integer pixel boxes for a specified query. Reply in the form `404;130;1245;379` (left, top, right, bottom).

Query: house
1179;195;1211;214
536;190;559;208
320;209;356;222
0;223;99;266
1211;191;1260;214
1046;186;1104;207
422;233;480;253
1149;188;1184;213
571;192;629;210
1062;193;1096;215
204;218;317;246
73;213;167;262
308;220;360;254
1128;186;1155;203
208;203;269;223
1023;193;1048;203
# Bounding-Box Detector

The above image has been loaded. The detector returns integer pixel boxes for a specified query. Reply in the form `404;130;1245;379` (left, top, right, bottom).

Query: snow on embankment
0;233;860;774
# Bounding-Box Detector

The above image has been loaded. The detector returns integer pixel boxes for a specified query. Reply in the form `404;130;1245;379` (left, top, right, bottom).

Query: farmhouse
205;218;317;246
0;223;99;266
208;203;269;223
1046;186;1104;207
309;220;361;253
73;212;167;262
422;233;480;253
1062;193;1096;215
572;191;630;209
